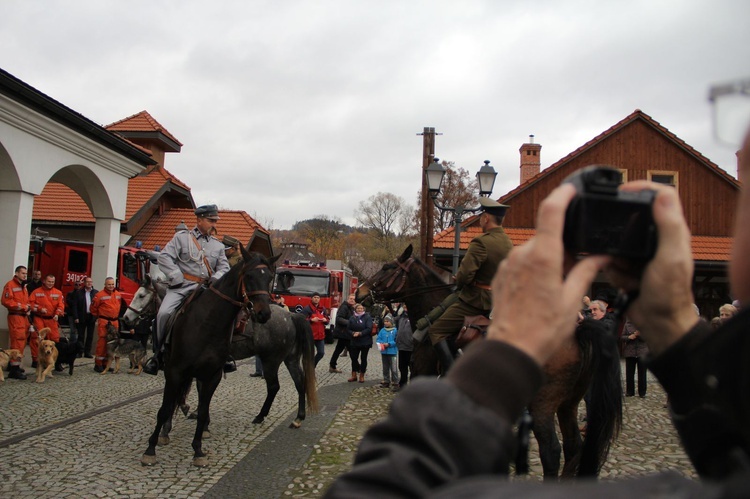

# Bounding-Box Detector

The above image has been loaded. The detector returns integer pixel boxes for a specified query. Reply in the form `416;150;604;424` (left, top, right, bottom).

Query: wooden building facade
433;109;740;319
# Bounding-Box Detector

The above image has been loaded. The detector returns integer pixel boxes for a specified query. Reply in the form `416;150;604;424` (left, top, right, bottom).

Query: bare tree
355;192;417;264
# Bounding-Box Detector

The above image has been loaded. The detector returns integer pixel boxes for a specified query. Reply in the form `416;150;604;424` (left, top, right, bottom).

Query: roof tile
436;226;731;261
33;167;191;222
129;208;268;251
105;110;183;146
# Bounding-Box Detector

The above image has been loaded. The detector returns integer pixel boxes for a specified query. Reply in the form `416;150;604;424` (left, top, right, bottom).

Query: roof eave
0;68;156;167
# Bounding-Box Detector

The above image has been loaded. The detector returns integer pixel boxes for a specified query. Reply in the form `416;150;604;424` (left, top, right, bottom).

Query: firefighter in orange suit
1;265;30;380
89;277;122;372
29;274;65;366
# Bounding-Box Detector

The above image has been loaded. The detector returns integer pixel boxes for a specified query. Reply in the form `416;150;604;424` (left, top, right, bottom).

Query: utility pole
417;127;440;265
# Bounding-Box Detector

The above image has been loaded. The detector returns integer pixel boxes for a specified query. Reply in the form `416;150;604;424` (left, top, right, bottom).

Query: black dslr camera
563;166;657;260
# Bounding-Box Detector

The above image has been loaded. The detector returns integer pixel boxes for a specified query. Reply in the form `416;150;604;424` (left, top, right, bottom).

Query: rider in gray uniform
143;204;231;375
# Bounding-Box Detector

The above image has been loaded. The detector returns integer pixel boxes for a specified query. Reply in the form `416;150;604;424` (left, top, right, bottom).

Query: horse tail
576;318;623;477
292;313;319;415
173;377;193;417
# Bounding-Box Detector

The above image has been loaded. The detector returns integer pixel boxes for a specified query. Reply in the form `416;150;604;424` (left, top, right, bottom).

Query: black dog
55;337;83;376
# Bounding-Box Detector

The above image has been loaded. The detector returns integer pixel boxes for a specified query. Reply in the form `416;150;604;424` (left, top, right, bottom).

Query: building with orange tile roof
433;110;740;317
129;208;271;257
31;110;271;255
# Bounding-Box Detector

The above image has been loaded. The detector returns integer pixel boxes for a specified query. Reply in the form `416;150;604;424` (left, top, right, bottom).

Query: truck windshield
274;271;329;296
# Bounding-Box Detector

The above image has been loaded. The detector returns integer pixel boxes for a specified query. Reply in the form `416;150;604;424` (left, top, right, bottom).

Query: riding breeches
156;283;198;346
427;298;486;345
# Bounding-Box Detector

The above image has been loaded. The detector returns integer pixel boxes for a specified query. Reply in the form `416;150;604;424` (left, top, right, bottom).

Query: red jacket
303;303;329;341
2;276;29;313
90;289;122;321
29;286;64;318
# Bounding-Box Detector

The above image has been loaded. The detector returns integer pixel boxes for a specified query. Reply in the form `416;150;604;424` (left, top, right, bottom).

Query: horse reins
365;257;453;303
125;279;161;320
209;261;270;315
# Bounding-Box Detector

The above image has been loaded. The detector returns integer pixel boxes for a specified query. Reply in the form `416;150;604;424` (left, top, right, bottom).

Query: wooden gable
495;110;740;237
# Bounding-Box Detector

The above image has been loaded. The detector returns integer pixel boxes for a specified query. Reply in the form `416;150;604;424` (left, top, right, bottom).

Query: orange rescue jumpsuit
2;276;31;352
29;286;64;361
89;289;122;367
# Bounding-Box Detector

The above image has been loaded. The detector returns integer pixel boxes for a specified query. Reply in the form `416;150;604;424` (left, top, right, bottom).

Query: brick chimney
738;146;745;184
519;135;541;185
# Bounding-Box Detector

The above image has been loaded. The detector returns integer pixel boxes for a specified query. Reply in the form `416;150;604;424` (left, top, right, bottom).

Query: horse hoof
252;417;263;425
180;404;190;417
141;454;157;466
158;436;170;446
202;430;211;439
187;411;198;420
289;420;302;429
193;456;209;467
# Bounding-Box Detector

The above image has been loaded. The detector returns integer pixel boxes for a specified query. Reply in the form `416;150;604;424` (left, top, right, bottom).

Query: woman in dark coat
347;303;373;383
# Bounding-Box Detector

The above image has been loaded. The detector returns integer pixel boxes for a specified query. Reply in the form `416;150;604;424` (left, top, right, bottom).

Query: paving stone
0;355;699;497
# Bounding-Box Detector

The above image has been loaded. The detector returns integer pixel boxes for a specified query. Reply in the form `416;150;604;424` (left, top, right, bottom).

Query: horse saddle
455;314;491;349
232;308;253;342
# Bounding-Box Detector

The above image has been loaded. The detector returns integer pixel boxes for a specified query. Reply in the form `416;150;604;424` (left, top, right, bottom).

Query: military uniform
428;226;513;344
155;210;230;345
222;235;244;268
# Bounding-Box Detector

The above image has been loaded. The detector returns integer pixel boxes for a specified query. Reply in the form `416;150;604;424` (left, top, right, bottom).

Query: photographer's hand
487;184;609;366
606;181;698;355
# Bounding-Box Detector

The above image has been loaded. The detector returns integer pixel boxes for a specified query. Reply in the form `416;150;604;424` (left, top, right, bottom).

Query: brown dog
36;327;58;383
0;348;23;382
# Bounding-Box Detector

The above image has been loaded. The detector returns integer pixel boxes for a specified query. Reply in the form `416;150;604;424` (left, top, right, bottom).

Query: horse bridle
365;257;452;304
209;261;271;317
126;280;161;321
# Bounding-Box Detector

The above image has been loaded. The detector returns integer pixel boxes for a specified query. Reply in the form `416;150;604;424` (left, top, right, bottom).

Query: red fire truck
28;235;146;304
273;259;358;342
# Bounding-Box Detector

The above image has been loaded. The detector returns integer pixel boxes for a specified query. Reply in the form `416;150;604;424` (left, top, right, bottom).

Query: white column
91;217;121;289
0;189;35;346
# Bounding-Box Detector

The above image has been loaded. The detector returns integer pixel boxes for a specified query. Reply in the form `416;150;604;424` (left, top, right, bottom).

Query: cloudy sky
2;0;748;229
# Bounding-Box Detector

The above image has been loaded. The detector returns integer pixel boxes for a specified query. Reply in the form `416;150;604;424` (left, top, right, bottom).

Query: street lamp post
425;158;498;275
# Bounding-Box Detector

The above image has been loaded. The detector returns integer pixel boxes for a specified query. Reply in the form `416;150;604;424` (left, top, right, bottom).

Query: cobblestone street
0;352;696;498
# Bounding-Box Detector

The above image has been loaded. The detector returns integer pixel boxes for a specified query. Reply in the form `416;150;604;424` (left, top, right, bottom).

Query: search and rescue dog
0;348;23;382
36;328;58;383
102;323;147;375
55;337;83;376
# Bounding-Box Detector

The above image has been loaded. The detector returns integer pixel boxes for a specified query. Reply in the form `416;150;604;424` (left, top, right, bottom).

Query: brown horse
356;244;622;479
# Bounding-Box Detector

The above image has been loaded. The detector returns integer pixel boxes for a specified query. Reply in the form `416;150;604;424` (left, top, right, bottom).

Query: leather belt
98;316;118;321
7;311;27;316
473;282;491;291
35;314;54;319
183;273;204;283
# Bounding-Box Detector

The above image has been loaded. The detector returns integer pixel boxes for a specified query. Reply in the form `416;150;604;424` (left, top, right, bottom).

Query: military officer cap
478;197;509;217
195;204;220;220
222;235;240;249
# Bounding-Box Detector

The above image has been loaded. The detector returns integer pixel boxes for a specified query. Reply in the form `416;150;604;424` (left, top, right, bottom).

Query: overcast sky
2;0;748;229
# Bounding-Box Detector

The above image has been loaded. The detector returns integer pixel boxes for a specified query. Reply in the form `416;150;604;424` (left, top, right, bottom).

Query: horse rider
223;235;243;268
143;204;231;375
427;197;513;372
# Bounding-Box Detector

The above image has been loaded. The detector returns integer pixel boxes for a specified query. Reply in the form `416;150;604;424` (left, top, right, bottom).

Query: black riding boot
143;351;162;376
433;339;455;374
223;357;237;373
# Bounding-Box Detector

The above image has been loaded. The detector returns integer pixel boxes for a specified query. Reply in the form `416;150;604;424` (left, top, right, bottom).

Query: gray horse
125;263;319;436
